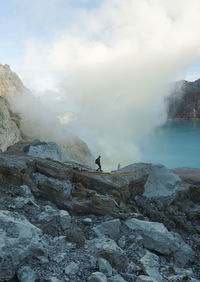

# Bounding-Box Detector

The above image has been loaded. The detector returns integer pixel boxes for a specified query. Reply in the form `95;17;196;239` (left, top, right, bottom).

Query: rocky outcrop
0;64;27;97
0;64;93;164
167;79;200;119
0;97;21;151
0;210;45;280
0;141;200;281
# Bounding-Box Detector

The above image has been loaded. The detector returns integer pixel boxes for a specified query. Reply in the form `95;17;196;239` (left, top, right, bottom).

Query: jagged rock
32;172;74;202
167;78;200;119
139;251;163;282
98;257;112;277
0;210;45;280
0;64;26;97
27;141;70;162
95;238;128;271
124;218;194;264
65;261;79;274
88;272;107;282
118;235;126;249
136;275;157;282
121;163;181;199
93;219;121;239
37;205;71;234
107;275;127;282
47;278;61;282
0;97;21;151
17;265;36;282
20;184;34;199
83;218;93;225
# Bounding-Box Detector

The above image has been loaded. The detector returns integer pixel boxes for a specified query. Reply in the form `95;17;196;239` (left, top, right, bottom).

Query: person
95;155;102;171
117;163;121;170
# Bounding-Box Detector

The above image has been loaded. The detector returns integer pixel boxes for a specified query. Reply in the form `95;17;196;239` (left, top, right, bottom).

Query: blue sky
0;0;100;65
1;0;200;90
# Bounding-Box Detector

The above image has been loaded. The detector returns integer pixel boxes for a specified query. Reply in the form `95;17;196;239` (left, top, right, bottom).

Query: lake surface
140;120;200;169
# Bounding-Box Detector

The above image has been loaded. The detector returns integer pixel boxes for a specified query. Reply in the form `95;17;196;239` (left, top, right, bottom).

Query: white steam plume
13;0;200;170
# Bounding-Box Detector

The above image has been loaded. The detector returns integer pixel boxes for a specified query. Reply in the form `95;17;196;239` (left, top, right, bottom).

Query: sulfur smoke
11;0;200;170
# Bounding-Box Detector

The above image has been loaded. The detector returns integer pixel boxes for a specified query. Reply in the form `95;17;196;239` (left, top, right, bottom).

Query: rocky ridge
0;64;92;164
0;140;200;281
167;79;200;119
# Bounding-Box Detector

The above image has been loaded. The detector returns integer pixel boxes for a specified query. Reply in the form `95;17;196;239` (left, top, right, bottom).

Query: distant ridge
167;77;200;119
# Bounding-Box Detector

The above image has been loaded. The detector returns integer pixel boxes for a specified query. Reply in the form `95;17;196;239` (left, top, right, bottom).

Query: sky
2;0;200;169
0;0;200;88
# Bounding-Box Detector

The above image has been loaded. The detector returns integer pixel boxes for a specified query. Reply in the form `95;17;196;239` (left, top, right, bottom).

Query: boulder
65;262;79;275
27;141;70;163
98;257;112;277
136;275;157;282
32;173;74;203
120;163;181;199
93;219;121;239
107;275;127;282
17;266;36;282
124;218;194;262
37;205;71;234
0;210;44;280
88;272;107;282
95;238;128;271
139;251;163;282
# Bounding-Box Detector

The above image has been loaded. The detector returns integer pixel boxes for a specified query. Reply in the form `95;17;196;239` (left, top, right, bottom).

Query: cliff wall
167;79;200;119
0;64;92;164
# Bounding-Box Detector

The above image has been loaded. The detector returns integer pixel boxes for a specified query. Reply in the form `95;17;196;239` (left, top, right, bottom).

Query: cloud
14;0;200;170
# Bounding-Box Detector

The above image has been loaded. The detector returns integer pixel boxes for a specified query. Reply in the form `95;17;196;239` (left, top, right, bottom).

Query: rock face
0;97;21;151
0;141;200;281
167;79;200;119
0;64;27;97
0;63;92;164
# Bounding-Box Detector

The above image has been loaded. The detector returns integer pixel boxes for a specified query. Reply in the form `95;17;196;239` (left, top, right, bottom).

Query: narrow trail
80;170;136;177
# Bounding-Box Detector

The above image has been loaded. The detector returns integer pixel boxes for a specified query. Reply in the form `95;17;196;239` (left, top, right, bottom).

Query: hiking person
95;155;102;171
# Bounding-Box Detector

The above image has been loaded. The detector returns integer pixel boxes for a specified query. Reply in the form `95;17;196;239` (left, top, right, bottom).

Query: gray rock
0;210;44;280
20;185;34;199
65;262;79;275
53;252;66;263
89;256;97;268
59;210;71;230
98;257;112;277
120;163;181;199
125;218;193;260
17;266;36;282
95;238;128;271
118;235;126;248
0;97;21;152
83;218;93;225
47;278;61;282
107;274;127;282
37;205;71;233
28;141;70;163
88;272;107;282
136;275;157;282
93;219;121;239
140;251;163;282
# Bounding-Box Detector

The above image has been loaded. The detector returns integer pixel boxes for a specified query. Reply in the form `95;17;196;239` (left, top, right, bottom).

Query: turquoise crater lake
141;120;200;169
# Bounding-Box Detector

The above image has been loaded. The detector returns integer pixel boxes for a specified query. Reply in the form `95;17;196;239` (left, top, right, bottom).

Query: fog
10;0;200;170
